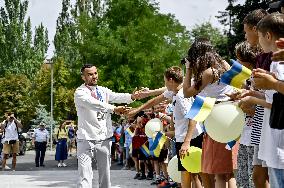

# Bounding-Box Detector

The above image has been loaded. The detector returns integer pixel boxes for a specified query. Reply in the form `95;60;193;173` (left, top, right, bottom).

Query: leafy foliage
0;0;49;78
0;0;232;127
54;0;189;93
0;74;34;128
30;103;56;130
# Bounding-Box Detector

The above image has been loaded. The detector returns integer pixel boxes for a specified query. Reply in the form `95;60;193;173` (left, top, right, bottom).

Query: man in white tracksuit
74;64;138;188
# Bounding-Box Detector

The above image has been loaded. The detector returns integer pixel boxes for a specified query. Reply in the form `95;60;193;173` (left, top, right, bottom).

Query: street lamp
44;59;54;151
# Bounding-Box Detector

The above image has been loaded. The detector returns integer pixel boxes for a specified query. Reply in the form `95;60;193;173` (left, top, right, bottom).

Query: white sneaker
57;163;62;167
5;165;11;170
62;163;67;167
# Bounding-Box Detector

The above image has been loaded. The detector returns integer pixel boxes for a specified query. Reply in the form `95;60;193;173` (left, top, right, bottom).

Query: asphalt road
0;150;156;188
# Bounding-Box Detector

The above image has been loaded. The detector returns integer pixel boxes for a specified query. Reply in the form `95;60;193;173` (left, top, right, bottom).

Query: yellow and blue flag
220;59;252;89
140;143;151;158
185;95;216;122
125;127;134;137
149;132;167;157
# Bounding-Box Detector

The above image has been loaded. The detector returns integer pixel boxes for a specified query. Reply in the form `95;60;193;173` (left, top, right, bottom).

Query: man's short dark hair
164;66;183;84
257;13;284;39
80;64;95;74
243;9;269;27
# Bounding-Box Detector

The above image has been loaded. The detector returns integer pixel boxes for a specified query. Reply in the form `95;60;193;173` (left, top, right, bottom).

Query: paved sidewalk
0;170;154;188
0;150;155;188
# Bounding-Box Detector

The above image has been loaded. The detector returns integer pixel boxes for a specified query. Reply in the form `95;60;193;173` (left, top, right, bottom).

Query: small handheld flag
150;132;167;157
220;59;252;89
125;127;134;137
140;143;151;158
185;95;216;122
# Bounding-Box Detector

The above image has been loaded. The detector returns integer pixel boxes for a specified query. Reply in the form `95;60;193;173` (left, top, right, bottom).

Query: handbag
269;92;284;130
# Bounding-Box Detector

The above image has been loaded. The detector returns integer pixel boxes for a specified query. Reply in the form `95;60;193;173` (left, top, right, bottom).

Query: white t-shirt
163;89;203;143
198;81;233;100
239;115;253;146
33;128;49;142
2;120;19;141
240;76;254;146
258;61;284;169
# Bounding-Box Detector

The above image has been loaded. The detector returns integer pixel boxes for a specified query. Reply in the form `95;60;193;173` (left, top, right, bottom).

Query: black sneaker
146;174;153;180
137;174;146;180
40;164;45;167
133;173;141;179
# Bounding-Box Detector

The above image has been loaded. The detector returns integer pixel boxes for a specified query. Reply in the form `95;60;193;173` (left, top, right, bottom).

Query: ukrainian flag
125;127;134;137
149;132;167;157
140;143;151;158
220;59;252;89
185;95;216;122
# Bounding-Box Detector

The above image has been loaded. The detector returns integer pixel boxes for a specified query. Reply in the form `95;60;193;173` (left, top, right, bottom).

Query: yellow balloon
180;146;202;173
204;102;245;143
167;155;181;183
145;118;163;138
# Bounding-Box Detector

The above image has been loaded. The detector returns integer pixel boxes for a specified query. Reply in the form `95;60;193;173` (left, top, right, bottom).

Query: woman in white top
181;38;235;188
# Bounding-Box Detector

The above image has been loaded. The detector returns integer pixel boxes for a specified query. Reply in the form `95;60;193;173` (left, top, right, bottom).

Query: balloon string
156;131;176;143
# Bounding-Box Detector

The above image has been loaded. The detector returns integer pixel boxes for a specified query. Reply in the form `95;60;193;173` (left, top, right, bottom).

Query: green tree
0;0;49;78
63;0;189;92
32;58;76;122
53;0;190;113
0;74;34;129
30;103;56;130
53;58;76;121
54;0;81;88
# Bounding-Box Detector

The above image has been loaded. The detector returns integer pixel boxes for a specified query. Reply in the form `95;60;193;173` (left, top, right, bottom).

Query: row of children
118;7;284;188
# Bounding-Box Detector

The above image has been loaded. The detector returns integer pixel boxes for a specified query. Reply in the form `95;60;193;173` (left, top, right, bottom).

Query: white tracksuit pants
77;139;112;188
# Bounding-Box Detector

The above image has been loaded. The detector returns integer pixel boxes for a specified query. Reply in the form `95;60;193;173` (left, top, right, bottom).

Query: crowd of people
73;2;284;187
0;115;77;170
1;1;284;188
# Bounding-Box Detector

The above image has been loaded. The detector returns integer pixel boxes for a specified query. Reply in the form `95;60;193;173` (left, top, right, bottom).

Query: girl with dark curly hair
180;38;236;188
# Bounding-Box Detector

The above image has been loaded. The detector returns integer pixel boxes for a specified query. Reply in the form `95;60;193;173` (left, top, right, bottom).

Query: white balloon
204;102;245;143
145;118;163;138
167;155;181;183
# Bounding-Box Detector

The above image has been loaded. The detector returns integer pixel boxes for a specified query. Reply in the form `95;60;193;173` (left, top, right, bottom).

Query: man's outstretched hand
131;87;150;100
114;106;132;115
